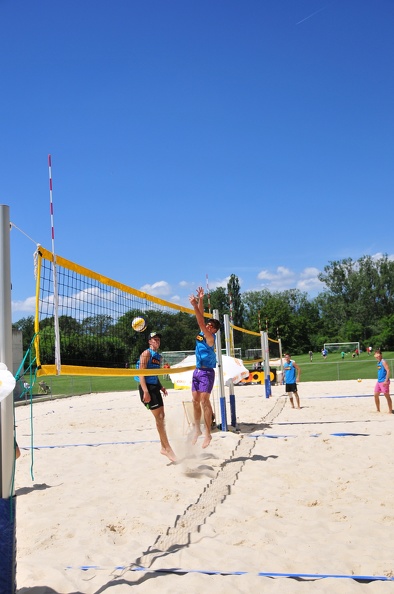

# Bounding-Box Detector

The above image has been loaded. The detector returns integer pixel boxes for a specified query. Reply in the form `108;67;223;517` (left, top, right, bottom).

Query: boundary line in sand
64;564;394;583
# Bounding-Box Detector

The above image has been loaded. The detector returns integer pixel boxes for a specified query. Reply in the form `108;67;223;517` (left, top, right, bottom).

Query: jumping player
137;331;177;462
189;287;221;448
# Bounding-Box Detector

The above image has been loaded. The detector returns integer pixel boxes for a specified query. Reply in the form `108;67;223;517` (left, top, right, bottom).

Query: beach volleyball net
230;324;281;362
34;246;199;377
33;245;280;379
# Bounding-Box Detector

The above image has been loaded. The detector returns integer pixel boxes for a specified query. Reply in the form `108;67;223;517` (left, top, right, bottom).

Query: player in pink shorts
373;349;392;413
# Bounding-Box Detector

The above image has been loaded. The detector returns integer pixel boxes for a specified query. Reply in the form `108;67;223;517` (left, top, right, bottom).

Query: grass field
280;350;394;382
17;351;394;401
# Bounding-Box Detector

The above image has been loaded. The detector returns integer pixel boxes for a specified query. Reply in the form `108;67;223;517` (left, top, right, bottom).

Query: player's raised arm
189;288;216;346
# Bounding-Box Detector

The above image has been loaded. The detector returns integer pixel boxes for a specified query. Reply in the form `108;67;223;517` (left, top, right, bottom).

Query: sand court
14;379;394;593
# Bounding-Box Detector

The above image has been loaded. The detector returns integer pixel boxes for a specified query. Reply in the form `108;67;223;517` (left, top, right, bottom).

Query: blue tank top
195;331;216;369
135;348;161;384
377;359;388;383
284;360;297;384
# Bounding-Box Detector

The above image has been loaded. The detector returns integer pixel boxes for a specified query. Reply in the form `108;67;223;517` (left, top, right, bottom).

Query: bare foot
202;435;212;449
161;447;177;463
191;429;202;445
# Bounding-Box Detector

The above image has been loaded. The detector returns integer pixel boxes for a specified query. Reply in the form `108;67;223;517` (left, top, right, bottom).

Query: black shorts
139;383;163;410
285;383;297;393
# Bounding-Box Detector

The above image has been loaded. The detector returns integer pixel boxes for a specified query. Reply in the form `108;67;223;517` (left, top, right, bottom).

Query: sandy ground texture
13;379;394;593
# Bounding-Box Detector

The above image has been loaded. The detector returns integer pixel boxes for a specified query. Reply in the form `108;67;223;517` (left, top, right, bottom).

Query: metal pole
0;205;14;497
278;338;284;383
223;314;231;356
228;379;237;428
263;331;272;398
213;309;227;431
0;204;17;594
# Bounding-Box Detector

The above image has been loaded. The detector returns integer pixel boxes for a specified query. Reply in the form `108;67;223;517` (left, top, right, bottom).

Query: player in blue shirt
189;287;221;449
137;331;176;462
373;349;392;413
283;353;301;408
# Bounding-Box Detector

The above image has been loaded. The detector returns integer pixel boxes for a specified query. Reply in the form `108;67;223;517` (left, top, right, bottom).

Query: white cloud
297;267;323;292
208;276;231;290
257;266;296;290
256;266;323;294
140;280;171;297
12;296;36;313
371;252;394;262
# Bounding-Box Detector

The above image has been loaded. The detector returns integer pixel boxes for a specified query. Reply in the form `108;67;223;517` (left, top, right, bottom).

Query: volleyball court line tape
249;433;370;439
248;434;297;439
64;564;394;582
330;432;370;437
21;439;160;450
306;395;371;399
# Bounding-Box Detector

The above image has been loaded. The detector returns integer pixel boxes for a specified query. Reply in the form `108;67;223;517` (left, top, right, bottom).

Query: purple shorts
375;380;390;395
192;368;215;394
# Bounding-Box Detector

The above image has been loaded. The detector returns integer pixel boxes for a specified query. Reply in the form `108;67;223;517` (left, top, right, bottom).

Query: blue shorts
192;368;215;394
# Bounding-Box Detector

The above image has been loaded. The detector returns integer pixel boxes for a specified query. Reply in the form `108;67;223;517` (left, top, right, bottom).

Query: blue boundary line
248;432;370;439
65;564;394;581
21;432;374;449
21;439;160;450
306;395;371;399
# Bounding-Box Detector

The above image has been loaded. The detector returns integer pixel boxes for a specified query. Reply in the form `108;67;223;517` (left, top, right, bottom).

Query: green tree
12;315;35;353
318;254;394;342
227;274;244;327
82;314;113;336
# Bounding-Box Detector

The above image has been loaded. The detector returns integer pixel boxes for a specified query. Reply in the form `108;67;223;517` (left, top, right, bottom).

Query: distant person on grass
373;349;392;414
308;350;313;362
137;331;177;462
189;286;221;449
283;353;301;409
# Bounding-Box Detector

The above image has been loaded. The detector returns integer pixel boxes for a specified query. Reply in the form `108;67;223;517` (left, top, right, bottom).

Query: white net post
278;338;284;381
0;205;14;497
0;204;17;594
214;309;227;431
223;314;231;356
262;331;272;398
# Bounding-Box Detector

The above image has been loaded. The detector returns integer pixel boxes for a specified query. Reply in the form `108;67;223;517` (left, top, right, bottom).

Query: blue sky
2;0;393;322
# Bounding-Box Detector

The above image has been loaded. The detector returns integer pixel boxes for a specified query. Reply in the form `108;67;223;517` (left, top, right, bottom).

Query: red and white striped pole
48;154;61;374
48;155;55;251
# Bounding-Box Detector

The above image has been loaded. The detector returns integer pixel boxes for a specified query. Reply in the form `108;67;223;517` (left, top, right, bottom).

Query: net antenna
205;273;211;314
229;292;233;324
48;154;61;375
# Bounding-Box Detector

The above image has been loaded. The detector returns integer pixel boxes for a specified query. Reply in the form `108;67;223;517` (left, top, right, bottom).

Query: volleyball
132;316;147;332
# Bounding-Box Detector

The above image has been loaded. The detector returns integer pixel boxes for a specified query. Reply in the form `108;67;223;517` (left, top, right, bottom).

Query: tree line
13;255;394;366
